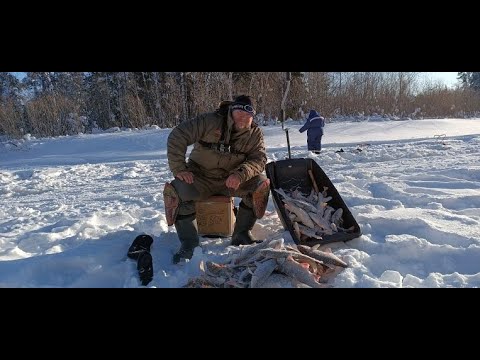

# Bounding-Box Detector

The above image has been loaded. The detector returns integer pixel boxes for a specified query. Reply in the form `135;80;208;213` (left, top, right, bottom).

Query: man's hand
226;174;241;190
176;171;194;184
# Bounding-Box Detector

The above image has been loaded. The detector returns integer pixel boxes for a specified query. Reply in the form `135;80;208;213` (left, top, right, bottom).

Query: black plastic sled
266;158;362;246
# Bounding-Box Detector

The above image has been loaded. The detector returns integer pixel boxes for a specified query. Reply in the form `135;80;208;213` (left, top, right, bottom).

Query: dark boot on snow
231;203;260;246
173;214;199;264
137;251;153;286
128;234;153;260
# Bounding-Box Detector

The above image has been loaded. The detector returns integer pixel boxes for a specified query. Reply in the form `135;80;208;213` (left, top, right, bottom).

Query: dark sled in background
266;158;362;246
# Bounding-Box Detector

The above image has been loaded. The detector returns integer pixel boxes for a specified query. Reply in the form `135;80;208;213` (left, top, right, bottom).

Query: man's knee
171;178;203;202
252;177;270;219
164;182;180;226
244;174;268;187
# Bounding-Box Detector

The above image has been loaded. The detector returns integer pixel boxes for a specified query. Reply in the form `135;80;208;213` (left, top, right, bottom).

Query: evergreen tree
0;73;26;137
458;72;480;91
23;72;57;97
0;73;23;101
54;72;85;99
471;73;480;91
84;72;114;129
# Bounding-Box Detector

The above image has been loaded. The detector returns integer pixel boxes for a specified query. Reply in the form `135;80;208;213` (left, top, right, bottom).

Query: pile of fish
276;187;354;242
183;238;348;288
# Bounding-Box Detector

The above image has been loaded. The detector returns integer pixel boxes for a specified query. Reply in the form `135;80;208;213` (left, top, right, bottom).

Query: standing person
299;110;325;154
163;95;270;264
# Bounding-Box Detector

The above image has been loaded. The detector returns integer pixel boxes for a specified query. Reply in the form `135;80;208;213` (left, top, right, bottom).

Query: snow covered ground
1;118;479;287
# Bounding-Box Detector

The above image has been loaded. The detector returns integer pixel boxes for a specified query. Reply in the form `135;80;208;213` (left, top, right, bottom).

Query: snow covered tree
458;72;480;91
23;72;56;97
0;73;23;101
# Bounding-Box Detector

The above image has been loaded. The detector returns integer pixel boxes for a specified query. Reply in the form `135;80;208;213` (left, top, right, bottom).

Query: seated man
164;95;270;264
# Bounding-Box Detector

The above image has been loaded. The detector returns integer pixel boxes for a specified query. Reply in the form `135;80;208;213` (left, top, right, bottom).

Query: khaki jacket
167;110;267;183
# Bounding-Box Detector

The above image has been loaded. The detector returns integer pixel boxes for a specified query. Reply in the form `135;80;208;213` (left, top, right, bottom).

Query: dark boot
173;214;199;264
231;203;258;246
127;234;153;260
137;251;153;286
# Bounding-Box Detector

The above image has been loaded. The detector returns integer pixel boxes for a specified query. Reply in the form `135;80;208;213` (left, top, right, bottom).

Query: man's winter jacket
167;110;267;183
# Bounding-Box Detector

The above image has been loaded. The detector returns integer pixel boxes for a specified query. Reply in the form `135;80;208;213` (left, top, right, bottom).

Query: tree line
1;72;479;139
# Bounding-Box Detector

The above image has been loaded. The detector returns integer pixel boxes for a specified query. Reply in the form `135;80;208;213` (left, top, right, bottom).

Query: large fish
250;258;277;288
331;208;343;226
233;239;284;265
284;201;316;229
322;206;335;223
259;248;323;269
308;212;333;233
296;223;324;239
291;189;315;204
297;245;348;268
275;188;318;213
278;256;326;288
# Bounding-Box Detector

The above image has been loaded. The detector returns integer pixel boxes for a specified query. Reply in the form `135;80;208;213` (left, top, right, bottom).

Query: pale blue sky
425;72;459;87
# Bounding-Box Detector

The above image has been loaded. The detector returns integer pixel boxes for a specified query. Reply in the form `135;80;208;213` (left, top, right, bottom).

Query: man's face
232;110;253;130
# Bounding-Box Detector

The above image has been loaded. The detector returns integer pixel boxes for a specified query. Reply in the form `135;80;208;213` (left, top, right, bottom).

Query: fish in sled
266;157;361;246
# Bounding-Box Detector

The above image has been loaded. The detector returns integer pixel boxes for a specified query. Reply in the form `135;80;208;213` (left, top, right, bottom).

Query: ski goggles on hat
230;103;256;115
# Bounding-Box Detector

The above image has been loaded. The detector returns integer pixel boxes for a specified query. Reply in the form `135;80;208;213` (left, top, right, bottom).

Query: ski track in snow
1;122;480;287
